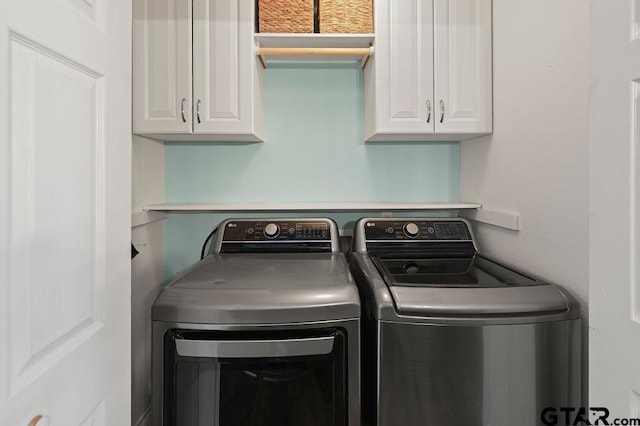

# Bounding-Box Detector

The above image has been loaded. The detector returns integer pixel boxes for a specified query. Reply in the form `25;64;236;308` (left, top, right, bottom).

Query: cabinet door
434;0;492;134
133;0;192;135
365;0;434;141
192;0;263;141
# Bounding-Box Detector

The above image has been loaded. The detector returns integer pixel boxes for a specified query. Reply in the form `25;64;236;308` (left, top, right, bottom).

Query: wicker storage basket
319;0;373;33
258;0;315;33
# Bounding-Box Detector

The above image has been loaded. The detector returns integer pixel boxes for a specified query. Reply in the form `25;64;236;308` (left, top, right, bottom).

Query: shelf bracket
255;42;267;69
361;44;374;69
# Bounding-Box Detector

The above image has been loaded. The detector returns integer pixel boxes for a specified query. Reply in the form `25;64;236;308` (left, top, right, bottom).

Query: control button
386;227;395;234
403;222;420;238
427;226;435;234
288;227;295;235
247;227;254;235
263;223;280;239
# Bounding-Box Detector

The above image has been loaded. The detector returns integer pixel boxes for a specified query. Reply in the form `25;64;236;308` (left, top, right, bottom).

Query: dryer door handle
175;336;335;358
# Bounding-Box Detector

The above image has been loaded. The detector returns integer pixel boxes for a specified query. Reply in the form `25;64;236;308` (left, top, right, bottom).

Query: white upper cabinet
434;0;492;135
365;0;492;141
133;0;263;142
192;0;263;140
133;0;192;135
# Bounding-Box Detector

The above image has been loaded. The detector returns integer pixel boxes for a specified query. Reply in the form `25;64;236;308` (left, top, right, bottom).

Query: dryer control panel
222;220;331;241
214;218;340;253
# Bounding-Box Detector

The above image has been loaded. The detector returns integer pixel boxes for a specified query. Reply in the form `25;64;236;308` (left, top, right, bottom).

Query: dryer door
162;329;347;426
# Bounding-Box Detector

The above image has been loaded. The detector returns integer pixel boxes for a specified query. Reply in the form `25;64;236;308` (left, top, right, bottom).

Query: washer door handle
175;336;335;358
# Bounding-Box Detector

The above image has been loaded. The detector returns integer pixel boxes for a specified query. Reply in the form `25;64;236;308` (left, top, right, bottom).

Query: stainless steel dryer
349;217;581;426
152;218;360;426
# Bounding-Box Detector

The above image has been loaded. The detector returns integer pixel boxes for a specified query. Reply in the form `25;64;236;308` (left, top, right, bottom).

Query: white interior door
590;0;640;418
0;0;131;424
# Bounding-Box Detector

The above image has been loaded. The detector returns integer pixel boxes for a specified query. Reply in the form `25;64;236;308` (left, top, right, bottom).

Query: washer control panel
221;219;332;242
363;219;472;241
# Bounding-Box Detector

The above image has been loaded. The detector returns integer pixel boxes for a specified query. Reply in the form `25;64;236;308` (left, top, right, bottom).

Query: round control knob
263;223;280;239
403;222;420;238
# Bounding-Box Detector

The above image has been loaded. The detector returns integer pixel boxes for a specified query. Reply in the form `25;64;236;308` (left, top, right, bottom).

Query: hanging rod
256;46;373;69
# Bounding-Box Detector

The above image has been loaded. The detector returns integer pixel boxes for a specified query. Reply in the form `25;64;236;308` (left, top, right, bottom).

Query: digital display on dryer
296;222;329;239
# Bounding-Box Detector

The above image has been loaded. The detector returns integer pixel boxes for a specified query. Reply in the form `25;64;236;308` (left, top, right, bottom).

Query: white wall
131;136;166;426
460;0;590;391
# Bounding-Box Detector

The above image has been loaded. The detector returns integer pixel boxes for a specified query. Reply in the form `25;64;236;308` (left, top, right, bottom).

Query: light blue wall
164;64;460;278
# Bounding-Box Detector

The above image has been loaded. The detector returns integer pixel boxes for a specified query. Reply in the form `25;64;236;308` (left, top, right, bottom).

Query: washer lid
372;254;544;288
389;284;570;316
372;254;570;315
152;253;360;324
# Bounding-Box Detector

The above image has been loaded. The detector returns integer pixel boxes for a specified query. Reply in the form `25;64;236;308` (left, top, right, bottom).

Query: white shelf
255;33;374;48
142;201;481;212
139;203;522;232
254;33;374;67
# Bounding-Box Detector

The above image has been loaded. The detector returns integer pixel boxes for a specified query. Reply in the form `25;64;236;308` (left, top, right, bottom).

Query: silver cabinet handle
175;336;335;358
180;98;186;123
439;99;445;123
196;99;201;124
426;99;432;123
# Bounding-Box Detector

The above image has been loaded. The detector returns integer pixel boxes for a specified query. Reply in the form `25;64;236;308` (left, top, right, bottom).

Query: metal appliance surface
349;217;581;426
152;218;360;426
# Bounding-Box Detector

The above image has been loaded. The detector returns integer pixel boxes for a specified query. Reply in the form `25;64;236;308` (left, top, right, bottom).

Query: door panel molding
633;0;640;41
8;31;105;395
633;79;640;325
80;399;106;426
